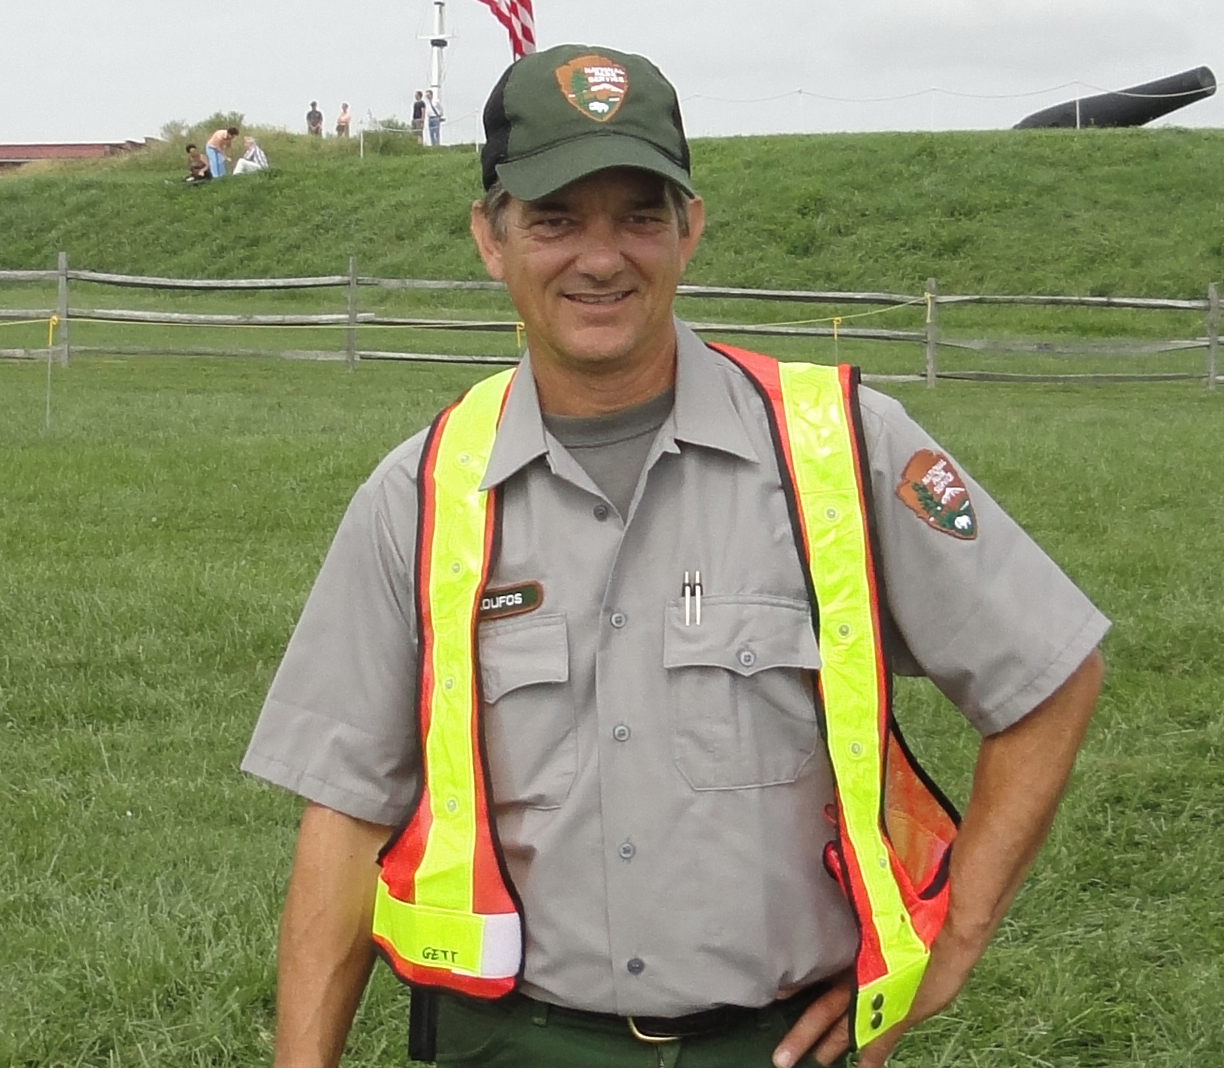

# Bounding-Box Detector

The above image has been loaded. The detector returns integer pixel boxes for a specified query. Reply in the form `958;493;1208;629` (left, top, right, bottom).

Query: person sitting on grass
184;144;211;182
233;136;270;175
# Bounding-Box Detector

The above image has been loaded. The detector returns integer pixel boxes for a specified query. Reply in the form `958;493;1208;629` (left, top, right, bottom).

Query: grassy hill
2;126;1223;297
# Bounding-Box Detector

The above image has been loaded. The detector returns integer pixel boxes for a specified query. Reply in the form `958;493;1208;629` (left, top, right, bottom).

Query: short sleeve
859;388;1110;736
240;436;427;825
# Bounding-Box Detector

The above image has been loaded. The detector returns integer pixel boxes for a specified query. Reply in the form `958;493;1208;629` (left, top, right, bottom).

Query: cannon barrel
1015;66;1216;129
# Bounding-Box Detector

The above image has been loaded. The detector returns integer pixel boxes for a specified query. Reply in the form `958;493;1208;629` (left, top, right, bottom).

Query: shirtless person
205;126;239;178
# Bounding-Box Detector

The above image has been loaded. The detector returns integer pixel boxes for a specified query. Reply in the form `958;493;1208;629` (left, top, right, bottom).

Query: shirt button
612;724;631;742
610;611;627;629
618;841;636;860
593;503;610;521
738;648;756;668
627;957;646;975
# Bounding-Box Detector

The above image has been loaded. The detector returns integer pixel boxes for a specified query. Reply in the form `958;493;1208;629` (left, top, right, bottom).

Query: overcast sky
4;0;1222;145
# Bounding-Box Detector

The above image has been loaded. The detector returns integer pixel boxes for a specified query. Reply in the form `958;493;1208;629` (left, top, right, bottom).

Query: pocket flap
663;596;820;676
479;612;569;703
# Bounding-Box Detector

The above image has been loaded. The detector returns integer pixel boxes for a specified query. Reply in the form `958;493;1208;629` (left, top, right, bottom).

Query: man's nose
574;217;624;278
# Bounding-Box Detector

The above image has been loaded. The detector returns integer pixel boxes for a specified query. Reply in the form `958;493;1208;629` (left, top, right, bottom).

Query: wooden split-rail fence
0;255;1218;389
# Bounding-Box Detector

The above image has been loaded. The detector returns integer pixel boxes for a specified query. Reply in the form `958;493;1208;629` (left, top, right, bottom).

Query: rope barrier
754;295;928;329
682;79;1214;107
0;318;55;329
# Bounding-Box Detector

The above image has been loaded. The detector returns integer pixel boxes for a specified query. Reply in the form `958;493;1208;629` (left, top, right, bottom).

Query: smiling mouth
566;291;633;306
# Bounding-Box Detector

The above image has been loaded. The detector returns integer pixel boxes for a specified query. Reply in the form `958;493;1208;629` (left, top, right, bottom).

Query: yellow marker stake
44;316;60;433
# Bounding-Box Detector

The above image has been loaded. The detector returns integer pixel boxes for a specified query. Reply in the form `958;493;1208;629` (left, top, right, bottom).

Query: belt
538;979;834;1044
546;1001;758;1043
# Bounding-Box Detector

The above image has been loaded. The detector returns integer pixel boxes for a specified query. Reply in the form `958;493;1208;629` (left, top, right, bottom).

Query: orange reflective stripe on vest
374;347;958;1046
372;366;522;999
711;344;958;1049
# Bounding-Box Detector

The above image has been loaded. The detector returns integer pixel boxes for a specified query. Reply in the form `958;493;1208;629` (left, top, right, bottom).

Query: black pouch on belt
408;987;439;1063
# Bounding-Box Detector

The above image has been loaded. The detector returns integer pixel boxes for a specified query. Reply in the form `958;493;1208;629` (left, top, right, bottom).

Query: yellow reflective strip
373;878;487;976
414;370;515;912
776;364;925;981
854;956;928;1048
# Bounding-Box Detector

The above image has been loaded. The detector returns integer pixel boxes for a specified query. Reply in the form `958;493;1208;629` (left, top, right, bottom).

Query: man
411;90;426;143
233;136;269;175
425;89;443;146
243;44;1108;1068
336;102;352;138
306;101;323;136
204;125;238;178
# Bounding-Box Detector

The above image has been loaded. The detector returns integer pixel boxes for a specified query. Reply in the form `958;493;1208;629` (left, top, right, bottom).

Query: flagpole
422;0;450;145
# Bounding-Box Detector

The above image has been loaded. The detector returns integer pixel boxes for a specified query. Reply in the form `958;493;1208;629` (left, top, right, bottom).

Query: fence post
346;256;359;371
924;277;938;388
1208;282;1219;391
57;251;70;367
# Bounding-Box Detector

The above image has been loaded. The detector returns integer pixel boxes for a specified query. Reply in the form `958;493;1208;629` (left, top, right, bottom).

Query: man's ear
679;196;705;272
470;201;506;281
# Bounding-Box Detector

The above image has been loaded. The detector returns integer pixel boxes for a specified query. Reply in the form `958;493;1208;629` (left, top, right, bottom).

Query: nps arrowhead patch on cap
555;55;629;122
896;449;977;540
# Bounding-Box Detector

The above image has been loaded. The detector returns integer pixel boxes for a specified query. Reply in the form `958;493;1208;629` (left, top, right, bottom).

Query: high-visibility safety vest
372;344;959;1050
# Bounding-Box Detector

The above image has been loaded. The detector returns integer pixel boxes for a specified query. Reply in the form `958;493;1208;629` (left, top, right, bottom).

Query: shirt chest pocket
478;612;574;810
663;596;821;790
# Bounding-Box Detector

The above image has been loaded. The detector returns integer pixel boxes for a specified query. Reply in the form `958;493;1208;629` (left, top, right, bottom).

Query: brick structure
0;139;156;168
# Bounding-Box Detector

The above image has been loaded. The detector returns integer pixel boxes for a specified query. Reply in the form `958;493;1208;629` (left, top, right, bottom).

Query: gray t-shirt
242;320;1109;1017
542;388;674;519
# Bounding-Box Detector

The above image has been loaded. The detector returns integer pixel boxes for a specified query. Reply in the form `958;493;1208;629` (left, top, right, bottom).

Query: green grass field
2;355;1222;1066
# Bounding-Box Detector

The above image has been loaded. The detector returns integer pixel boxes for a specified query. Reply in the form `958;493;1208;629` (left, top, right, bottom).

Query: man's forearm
847;648;1105;1068
274;803;392;1068
941;648;1104;957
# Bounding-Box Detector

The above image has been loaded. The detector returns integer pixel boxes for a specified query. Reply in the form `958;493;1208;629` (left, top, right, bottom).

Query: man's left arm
774;646;1104;1068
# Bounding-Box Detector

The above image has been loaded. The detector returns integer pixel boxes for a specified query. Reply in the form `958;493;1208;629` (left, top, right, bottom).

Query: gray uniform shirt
242;320;1110;1017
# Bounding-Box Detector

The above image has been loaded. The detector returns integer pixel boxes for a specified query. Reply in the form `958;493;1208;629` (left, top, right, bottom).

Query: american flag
475;0;536;59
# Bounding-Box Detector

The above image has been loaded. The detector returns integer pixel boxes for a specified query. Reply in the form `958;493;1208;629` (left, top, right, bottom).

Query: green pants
433;991;848;1068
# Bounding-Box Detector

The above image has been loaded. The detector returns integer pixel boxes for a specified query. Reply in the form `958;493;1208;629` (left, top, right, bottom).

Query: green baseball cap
481;44;694;201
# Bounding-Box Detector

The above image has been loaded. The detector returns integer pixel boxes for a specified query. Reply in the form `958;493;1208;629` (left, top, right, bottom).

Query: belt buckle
627;1016;682;1044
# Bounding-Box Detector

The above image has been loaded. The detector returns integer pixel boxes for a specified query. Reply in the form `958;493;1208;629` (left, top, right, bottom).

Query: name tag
479;582;543;621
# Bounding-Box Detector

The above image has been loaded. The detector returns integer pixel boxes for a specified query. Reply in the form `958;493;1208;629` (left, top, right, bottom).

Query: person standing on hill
244;43;1108;1068
204;126;238;177
425;88;443;146
335;103;352;138
411;90;426;142
306;101;323;136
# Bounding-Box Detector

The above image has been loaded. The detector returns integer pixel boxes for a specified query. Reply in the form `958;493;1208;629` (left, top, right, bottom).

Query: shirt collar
669;319;759;464
478;318;760;491
479;358;549;491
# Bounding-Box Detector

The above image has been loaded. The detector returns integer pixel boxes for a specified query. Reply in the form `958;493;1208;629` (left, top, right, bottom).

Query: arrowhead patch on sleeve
896;449;978;540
